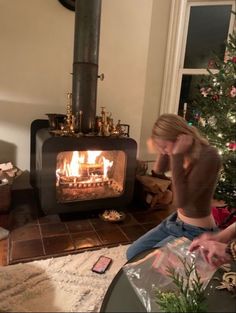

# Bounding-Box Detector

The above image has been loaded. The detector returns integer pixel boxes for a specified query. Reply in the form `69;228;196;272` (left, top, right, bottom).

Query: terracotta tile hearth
0;172;172;265
7;210;166;265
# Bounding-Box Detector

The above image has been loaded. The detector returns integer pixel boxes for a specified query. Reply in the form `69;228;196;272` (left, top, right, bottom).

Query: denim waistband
176;216;218;232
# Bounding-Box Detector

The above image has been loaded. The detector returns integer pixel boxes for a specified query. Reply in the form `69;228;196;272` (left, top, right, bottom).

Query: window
160;0;235;118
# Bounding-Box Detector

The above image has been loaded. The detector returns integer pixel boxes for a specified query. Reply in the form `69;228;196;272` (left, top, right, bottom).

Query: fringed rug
0;244;129;312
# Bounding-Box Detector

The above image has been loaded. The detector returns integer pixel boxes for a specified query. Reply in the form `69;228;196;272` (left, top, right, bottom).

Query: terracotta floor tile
10;224;41;241
66;220;94;233
38;214;61;224
40;223;68;237
90;218;120;231
96;228;129;245
119;224;146;242
10;239;44;263
132;211;163;224
71;231;102;249
59;211;96;222
141;222;160;231
43;234;75;255
117;213;139;226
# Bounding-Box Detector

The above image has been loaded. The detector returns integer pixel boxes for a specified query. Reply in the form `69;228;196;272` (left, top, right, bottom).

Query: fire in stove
56;150;126;202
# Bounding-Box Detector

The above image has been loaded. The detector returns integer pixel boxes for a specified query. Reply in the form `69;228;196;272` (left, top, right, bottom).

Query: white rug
0;244;129;312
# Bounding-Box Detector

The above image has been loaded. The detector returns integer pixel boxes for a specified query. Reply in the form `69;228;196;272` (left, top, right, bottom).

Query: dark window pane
184;5;232;68
178;75;205;123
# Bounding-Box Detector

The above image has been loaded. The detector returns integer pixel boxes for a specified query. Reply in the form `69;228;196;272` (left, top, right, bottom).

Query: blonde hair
152;114;209;161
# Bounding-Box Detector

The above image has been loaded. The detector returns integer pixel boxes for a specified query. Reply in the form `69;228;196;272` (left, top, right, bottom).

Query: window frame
159;0;236;115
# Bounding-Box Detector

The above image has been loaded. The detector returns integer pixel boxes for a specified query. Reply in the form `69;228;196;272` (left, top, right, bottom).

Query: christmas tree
192;23;236;209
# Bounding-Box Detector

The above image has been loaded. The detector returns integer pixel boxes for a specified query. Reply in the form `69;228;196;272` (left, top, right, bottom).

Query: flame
57;150;113;181
87;151;101;164
103;156;113;178
69;151;81;176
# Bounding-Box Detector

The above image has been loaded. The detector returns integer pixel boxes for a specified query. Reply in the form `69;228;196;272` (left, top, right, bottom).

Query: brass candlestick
65;92;76;134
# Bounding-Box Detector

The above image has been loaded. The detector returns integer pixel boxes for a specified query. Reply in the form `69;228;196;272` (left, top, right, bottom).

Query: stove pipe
72;0;102;133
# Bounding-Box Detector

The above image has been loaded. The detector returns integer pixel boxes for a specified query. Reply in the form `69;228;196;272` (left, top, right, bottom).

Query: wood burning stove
30;120;137;214
30;0;138;214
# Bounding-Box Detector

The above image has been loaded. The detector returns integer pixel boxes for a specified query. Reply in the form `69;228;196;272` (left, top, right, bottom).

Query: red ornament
212;94;219;101
228;142;236;150
232;56;236;63
208;59;215;69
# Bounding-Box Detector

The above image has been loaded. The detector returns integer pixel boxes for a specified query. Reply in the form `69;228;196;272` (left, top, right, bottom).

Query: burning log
58;176;112;189
57;182;122;202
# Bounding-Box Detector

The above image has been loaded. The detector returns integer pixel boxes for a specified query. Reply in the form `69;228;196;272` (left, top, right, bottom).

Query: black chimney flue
72;0;102;133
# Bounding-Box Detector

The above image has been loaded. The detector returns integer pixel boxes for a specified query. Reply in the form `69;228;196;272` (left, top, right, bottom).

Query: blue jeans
126;212;218;260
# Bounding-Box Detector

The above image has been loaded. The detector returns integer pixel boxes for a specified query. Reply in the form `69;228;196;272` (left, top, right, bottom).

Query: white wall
98;0;153;144
0;0;74;169
0;0;171;170
139;0;171;161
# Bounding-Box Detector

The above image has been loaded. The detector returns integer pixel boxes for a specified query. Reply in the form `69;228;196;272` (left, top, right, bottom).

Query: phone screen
92;256;112;274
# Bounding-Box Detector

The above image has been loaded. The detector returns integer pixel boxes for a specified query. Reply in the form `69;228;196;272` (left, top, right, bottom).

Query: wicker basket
0;181;11;212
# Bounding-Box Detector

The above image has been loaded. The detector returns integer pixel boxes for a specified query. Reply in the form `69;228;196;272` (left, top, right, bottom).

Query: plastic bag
123;237;216;312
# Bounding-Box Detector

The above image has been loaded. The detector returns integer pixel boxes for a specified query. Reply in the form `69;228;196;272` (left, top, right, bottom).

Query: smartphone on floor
92;255;113;274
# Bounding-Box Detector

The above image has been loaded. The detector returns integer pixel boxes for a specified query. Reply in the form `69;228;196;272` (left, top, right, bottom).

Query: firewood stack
0;162;22;212
135;160;172;209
